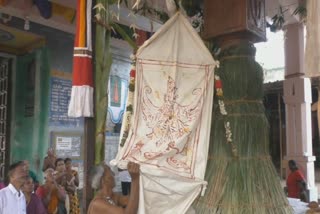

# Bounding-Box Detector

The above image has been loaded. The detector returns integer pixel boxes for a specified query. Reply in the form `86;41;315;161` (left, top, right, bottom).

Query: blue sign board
49;77;83;127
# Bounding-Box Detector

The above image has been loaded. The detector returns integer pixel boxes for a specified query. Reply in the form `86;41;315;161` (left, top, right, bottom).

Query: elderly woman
36;168;66;214
22;176;47;214
88;162;140;214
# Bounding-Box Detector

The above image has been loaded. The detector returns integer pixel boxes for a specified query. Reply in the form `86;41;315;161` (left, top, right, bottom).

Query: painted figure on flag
124;75;203;175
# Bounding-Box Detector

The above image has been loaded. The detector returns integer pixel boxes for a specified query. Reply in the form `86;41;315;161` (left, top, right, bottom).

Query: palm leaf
111;22;138;50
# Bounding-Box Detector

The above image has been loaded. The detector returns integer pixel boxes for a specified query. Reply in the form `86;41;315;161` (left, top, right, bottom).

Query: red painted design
144;152;164;160
127;141;144;158
126;76;203;172
121;62;211;178
141;76;201;147
167;157;190;170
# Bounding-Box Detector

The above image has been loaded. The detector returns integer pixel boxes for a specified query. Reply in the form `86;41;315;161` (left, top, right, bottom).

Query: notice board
51;131;84;188
51;132;83;160
49;70;83;127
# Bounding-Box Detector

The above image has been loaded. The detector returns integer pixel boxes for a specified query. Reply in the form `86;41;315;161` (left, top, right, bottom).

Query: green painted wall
11;48;50;179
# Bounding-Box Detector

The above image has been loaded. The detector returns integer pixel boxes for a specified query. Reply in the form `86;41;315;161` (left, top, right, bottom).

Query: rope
207;155;271;161
223;99;263;105
215;113;265;117
196;198;291;209
219;55;255;61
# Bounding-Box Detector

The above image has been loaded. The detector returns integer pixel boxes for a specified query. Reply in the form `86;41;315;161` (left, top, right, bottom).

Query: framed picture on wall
110;75;122;107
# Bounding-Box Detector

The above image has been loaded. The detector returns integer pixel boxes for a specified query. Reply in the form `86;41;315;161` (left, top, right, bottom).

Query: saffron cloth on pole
68;0;93;117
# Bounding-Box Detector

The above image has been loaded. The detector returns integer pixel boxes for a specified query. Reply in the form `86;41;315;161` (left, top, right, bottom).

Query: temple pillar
283;23;318;201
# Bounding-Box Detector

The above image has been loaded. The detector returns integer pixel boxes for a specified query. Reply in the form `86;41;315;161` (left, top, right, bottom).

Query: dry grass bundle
193;42;293;214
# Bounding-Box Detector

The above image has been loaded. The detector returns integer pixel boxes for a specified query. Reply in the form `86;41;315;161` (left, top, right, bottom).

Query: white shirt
0;183;26;214
118;170;131;182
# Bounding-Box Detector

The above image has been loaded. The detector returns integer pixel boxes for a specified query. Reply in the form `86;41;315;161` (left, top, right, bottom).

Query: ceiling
265;0;301;24
0;0;301;55
0;23;45;54
0;0;77;34
0;0;165;34
0;0;301;34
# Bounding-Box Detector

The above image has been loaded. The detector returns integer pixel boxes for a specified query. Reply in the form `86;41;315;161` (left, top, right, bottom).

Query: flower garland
120;55;136;147
214;75;238;157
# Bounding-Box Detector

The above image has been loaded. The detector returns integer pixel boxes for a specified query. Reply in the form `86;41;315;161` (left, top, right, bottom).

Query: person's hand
127;162;140;180
47;180;58;192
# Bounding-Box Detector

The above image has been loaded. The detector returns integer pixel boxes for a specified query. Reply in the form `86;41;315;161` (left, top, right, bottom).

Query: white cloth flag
112;12;218;214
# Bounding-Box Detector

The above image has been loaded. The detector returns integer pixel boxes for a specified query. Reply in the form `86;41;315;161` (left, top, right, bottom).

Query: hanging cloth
112;12;218;214
305;0;320;77
306;0;320;140
68;0;93;117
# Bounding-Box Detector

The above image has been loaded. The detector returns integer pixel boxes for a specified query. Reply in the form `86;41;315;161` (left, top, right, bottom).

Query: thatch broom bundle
193;42;293;214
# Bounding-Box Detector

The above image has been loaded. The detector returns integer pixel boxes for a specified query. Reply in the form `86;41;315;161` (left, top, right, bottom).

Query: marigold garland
120;55;136;147
214;75;238;157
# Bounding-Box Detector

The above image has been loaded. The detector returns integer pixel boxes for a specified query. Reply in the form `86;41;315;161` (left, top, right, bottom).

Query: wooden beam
0;6;75;34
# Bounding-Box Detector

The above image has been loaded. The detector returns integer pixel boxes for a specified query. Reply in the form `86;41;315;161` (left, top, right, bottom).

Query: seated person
286;160;307;202
88;162;140;214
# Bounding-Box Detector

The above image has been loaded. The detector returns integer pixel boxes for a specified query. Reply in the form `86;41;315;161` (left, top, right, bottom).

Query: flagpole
82;0;96;212
82;117;95;213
